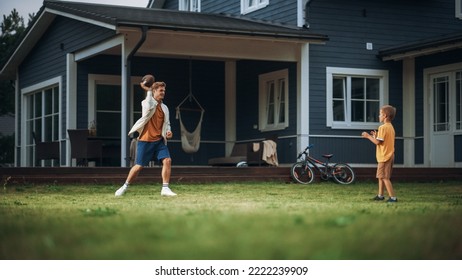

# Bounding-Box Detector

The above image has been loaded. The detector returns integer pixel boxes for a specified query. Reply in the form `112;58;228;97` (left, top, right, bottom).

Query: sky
0;0;150;19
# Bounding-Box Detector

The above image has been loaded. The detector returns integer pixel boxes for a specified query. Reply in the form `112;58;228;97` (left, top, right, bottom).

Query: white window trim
21;76;62;167
258;69;289;131
326;67;389;130
88;74;142;129
241;0;269;15
423;62;462;134
456;0;462;19
179;0;201;12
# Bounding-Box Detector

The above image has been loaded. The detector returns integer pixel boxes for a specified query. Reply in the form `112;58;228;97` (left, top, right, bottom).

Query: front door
430;72;457;166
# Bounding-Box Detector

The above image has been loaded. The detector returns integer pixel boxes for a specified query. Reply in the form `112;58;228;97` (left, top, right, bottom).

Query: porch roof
378;31;462;61
45;0;327;40
0;1;328;79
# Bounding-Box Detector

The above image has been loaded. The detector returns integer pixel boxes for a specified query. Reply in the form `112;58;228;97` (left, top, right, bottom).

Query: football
141;74;155;87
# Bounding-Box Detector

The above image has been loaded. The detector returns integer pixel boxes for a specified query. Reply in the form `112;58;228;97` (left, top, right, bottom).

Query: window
259;69;289;131
88;75;144;138
326;67;388;129
456;0;462;19
96;84;122;137
25;85;60;166
179;0;200;12
241;0;269;14
435;70;462;131
457;71;462;130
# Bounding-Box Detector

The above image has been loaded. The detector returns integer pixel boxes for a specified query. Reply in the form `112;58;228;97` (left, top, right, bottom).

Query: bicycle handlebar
297;144;314;159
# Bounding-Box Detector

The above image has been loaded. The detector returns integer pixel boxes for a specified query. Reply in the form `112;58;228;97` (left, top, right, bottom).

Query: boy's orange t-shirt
139;103;164;142
375;122;395;162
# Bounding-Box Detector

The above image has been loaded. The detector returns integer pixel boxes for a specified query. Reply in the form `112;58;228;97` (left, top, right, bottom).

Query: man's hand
165;131;173;139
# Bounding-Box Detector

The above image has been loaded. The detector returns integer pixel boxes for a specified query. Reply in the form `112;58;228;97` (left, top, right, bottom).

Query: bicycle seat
322;154;333;159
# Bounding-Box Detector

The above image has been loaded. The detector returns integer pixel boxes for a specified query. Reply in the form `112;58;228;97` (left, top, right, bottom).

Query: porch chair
32;131;60;166
67;129;103;166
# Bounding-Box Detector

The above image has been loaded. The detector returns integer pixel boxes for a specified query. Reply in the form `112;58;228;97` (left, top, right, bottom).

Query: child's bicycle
290;144;355;185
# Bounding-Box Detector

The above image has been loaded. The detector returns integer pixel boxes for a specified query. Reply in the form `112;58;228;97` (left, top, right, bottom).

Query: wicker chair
67;129;103;166
32;131;60;166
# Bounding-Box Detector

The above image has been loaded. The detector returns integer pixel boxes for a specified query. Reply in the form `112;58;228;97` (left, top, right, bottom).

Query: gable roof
0;0;327;79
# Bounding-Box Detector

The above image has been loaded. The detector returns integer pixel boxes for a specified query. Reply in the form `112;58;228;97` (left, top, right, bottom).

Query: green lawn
1;181;461;260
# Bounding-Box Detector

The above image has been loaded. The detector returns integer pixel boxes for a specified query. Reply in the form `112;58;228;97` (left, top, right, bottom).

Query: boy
361;105;397;202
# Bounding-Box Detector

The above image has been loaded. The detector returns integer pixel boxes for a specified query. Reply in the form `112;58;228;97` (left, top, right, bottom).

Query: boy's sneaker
161;187;177;197
115;184;128;197
372;195;385;201
387;197;398;203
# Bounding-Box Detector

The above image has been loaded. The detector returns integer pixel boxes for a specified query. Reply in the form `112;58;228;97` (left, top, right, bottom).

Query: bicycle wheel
291;162;315;184
331;163;355;184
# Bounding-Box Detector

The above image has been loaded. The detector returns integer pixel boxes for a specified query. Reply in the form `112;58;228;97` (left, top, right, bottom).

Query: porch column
66;53;77;166
225;60;237;156
121;44;130;167
297;43;310;153
402;58;415;167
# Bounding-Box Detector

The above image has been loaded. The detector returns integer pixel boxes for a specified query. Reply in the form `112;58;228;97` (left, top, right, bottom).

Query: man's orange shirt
139;103;164;142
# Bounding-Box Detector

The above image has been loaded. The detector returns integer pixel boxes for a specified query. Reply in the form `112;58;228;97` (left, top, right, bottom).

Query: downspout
123;26;148;167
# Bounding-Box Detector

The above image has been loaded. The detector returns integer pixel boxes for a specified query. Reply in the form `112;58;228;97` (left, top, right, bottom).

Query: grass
0;181;461;260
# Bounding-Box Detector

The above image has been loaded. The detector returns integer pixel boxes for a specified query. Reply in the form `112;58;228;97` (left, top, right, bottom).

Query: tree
0;9;34;165
0;9;34;115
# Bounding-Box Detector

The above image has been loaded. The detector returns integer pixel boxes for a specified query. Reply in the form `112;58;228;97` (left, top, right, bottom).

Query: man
115;81;177;197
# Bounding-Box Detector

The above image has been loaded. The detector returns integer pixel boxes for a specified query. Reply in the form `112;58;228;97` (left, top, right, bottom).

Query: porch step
1;167;461;185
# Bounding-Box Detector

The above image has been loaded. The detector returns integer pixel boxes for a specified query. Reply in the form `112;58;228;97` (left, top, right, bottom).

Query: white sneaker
161;187;177;197
115;184;128;197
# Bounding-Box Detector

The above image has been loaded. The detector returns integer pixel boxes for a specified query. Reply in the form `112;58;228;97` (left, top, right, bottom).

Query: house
1;0;461;168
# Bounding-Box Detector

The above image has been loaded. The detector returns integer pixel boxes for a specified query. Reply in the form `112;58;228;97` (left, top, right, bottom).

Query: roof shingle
44;0;327;41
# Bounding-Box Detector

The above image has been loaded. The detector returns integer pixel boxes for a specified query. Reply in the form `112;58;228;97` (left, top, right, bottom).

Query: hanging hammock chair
176;94;205;153
176;60;205;154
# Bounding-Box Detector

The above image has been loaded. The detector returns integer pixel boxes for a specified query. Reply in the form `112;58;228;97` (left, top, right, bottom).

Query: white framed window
326;67;388;129
24;83;60;166
456;0;462;19
258;69;289;131
88;75;144;138
457;71;462;130
179;0;201;12
241;0;269;15
432;70;462;132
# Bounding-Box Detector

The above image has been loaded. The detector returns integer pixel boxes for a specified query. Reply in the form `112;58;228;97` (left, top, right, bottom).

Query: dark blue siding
162;0;178;9
306;0;462;165
202;0;238;14
18;16;114;144
235;60;297;164
163;0;298;26
305;137;404;165
20;17;115;88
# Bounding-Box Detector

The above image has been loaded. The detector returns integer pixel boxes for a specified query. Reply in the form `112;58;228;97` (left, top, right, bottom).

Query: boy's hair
153;81;166;90
381;105;396;121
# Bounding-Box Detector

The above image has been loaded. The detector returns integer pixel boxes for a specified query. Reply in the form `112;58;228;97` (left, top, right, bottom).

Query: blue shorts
135;139;171;166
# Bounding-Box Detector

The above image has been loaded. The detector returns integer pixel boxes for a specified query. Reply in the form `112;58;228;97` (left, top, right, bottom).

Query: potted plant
89;120;97;136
